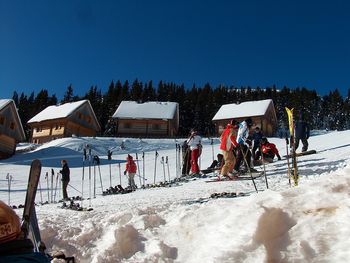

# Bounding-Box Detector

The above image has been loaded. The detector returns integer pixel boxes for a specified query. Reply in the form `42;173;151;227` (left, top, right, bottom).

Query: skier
233;118;257;173
201;153;224;174
219;123;238;180
124;154;137;190
59;159;70;200
0;201;50;262
294;113;310;152
186;129;202;176
255;137;281;163
251;126;263;160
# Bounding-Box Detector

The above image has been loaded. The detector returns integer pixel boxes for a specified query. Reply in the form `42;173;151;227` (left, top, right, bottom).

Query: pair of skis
286;107;299;186
21;159;75;262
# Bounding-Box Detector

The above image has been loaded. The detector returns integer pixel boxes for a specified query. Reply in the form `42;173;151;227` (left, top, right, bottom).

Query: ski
286;107;299;186
60;200;93;212
205;172;263;183
30;205;46;253
20;159;42;246
283;149;317;158
185;192;249;205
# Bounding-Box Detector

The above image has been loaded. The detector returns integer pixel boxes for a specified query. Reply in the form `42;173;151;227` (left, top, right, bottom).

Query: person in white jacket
186;129;202;176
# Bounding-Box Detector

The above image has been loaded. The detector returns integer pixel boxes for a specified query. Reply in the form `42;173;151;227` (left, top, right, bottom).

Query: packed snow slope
1;131;350;262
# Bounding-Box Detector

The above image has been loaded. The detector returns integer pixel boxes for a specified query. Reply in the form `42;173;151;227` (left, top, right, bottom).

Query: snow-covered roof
212;99;273;121
0;99;12;110
0;99;26;140
28;100;87;123
112;101;178;120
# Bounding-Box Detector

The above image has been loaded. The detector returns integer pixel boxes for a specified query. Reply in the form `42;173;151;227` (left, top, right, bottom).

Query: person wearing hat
233;118;257;173
218;123;238;180
0;201;50;262
124;154;137;190
255;137;281;163
186;129;202;176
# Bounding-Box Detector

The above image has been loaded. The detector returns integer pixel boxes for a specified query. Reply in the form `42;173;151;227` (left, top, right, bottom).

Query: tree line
11;80;350;140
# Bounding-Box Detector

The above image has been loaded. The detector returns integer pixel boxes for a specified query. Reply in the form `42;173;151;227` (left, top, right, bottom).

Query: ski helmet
0;201;21;244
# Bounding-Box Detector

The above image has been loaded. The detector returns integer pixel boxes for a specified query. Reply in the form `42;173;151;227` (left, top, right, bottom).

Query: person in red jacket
124;154;137;190
255;137;281;163
219;122;239;180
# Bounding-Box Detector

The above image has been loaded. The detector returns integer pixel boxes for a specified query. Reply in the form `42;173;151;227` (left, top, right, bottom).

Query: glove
124;171;127;175
277;155;281;160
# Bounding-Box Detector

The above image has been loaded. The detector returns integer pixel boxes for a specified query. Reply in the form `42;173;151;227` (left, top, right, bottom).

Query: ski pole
166;156;171;182
98;163;103;195
53;173;59;202
88;147;92;207
136;153;142;187
260;146;269;189
153;151;159;184
45;172;49;203
6;173;12;205
161;156;166;182
68;183;83;194
81;156;85;208
38;180;43;204
285;137;291;187
239;144;258;193
142;152;145;187
175;144;178;178
211;138;214;162
108;150;112;188
51;169;54;203
118;163;122;186
93;161;96;198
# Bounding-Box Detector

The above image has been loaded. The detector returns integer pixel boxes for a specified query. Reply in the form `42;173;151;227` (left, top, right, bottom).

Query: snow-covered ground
1;131;350;262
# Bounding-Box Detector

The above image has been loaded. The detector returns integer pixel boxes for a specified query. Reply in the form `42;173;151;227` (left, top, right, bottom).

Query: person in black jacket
60;159;70;200
294;114;310;152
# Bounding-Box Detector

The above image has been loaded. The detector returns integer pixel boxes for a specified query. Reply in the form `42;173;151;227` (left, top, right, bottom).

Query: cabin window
77;112;83;119
0;116;4;125
10;122;15;130
86;116;91;123
36;127;42;132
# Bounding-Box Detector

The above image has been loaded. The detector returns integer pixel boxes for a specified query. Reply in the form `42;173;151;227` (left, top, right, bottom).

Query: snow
1;131;350;262
27;100;87;123
212;99;273;120
112;101;178;120
0;99;12;110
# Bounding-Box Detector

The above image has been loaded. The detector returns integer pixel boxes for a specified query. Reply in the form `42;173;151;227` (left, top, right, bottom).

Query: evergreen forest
11;80;350;140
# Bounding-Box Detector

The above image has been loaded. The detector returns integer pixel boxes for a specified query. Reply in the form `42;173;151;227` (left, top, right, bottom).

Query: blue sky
1;0;349;99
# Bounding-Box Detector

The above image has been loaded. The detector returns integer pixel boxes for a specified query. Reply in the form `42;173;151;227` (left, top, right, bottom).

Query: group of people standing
182;114;310;180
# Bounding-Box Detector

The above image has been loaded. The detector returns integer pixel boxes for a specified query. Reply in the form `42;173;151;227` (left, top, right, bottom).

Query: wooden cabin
212;99;278;136
0;99;26;159
112;101;179;137
27;100;101;144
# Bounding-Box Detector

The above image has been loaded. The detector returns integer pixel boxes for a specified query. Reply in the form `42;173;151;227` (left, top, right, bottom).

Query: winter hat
0;200;21;244
127;154;133;160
